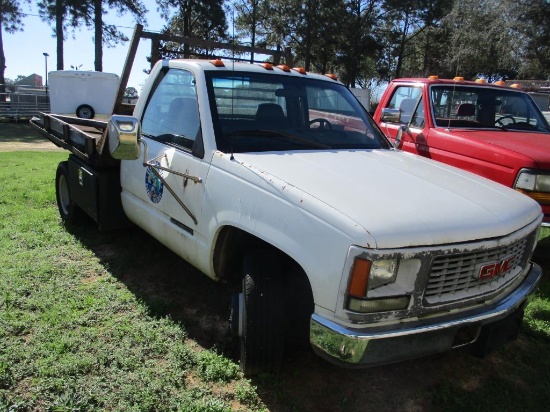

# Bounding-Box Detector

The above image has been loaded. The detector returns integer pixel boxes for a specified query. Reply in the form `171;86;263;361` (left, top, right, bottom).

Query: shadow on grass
534;233;550;267
63;214;236;355
63;214;550;412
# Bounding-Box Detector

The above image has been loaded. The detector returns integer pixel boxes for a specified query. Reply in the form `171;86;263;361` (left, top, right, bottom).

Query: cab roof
391;76;521;91
167;58;341;83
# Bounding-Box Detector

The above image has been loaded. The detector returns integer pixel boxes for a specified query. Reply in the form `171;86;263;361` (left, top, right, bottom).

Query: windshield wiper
226;129;331;149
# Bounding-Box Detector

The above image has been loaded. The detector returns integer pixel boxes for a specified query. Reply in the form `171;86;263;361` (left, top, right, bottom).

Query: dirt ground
0;122;64;152
0;140;63;152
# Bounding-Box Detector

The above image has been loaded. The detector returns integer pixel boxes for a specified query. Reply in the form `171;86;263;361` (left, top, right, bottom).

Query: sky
3;0;169;91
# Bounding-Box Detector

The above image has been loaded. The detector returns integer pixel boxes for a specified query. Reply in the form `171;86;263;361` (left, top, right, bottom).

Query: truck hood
233;149;541;249
441;128;550;167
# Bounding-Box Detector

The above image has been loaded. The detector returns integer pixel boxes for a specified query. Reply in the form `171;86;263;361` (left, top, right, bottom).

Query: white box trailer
350;88;371;111
48;71;120;119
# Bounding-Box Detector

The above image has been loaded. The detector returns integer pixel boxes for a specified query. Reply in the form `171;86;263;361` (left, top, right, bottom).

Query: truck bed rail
30;113;117;168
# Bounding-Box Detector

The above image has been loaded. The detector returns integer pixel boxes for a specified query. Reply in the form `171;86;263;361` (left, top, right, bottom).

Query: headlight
514;171;550;205
348;258;399;298
536;175;550;192
345;255;420;313
515;172;550;192
369;260;399;289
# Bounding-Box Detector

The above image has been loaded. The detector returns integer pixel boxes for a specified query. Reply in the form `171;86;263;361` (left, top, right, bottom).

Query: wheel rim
230;293;244;337
79;108;92;118
58;174;70;216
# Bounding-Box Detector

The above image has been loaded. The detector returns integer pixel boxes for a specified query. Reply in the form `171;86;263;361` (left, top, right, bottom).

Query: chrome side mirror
381;108;401;123
108;115;141;160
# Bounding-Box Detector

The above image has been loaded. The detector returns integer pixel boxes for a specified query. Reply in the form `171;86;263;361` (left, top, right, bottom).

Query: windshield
430;85;550;133
205;72;390;153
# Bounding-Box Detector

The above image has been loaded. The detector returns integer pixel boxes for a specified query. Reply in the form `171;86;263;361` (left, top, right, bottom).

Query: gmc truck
31;56;543;375
373;76;550;226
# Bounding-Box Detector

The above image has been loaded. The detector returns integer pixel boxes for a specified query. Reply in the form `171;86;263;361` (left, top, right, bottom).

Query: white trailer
48;70;120;119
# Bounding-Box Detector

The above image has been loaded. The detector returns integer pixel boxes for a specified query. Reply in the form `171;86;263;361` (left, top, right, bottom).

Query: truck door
120;68;209;264
378;85;429;156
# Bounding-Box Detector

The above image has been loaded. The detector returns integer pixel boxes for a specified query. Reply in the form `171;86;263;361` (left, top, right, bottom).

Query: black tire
284;265;314;349
240;249;285;376
76;104;95;119
55;162;80;225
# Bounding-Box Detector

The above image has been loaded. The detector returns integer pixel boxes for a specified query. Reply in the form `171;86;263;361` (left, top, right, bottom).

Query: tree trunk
0;26;6;102
250;0;256;63
56;0;64;70
305;0;316;71
184;1;191;57
395;13;410;79
94;0;103;71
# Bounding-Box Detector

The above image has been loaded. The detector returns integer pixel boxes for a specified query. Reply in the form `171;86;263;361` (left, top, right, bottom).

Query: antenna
230;2;236;160
232;2;236;63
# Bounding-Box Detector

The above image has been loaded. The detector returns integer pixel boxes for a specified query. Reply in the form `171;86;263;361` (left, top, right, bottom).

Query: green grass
0;128;549;411
0;151;265;411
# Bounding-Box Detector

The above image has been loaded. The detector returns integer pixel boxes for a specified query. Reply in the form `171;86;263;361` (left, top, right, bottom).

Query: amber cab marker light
453;76;464;82
209;59;225;67
428;75;439;81
475;78;487;84
511;83;521;89
348;259;372;298
325;73;338;81
494;80;506;86
292;67;307;74
276;64;291;72
259;62;273;70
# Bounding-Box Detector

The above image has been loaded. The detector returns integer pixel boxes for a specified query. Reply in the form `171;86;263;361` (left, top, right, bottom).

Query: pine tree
0;0;28;100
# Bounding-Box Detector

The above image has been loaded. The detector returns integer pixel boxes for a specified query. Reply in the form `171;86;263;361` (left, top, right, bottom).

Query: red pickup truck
373;76;550;226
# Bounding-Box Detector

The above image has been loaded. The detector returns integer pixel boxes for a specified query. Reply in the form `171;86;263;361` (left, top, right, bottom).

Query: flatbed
30;113;116;168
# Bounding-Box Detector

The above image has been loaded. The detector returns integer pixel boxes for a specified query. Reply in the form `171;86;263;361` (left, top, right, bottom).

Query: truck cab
373;76;550;226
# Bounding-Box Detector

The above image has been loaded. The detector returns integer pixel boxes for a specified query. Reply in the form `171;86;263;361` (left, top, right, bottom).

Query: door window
387;86;422;125
410;97;425;128
141;69;202;152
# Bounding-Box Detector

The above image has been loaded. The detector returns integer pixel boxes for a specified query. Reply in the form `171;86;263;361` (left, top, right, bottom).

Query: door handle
142;141;202;183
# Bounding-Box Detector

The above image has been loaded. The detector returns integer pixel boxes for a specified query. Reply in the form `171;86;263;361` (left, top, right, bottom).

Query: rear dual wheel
55;162;81;224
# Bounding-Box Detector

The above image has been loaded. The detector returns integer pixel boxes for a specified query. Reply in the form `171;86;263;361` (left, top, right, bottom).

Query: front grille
424;236;529;305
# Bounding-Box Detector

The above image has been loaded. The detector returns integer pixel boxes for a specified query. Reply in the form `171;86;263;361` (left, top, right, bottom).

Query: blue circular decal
145;163;164;203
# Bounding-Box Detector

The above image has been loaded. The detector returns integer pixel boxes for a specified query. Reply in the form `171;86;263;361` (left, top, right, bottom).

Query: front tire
55;162;80;225
239;249;285;376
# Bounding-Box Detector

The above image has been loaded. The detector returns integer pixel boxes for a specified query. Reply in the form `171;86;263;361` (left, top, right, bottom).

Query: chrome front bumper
310;262;542;367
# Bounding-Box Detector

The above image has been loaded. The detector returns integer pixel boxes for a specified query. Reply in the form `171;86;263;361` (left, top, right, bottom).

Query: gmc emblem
479;256;514;280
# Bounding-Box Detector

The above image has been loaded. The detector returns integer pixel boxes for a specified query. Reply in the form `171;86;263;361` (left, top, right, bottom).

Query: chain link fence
0;85;50;120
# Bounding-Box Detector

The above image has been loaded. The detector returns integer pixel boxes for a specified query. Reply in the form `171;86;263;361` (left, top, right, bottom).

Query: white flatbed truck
30;27;543;375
